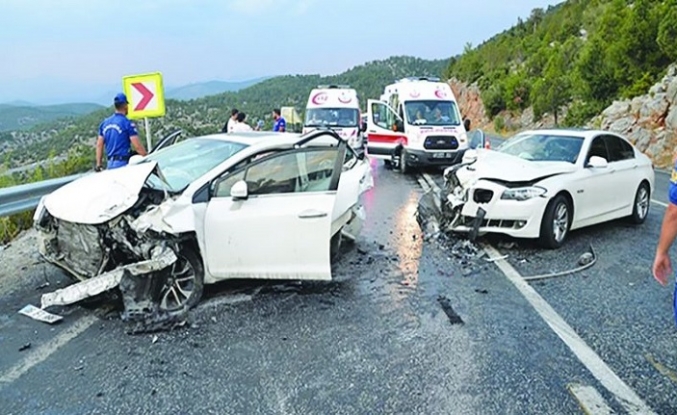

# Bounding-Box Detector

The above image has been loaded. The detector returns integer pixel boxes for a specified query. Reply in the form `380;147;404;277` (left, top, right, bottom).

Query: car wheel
539;194;571;249
330;229;342;262
629;181;650;224
158;247;204;312
383;159;393;169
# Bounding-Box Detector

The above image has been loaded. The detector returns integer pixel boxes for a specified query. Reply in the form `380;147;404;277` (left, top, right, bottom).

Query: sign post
122;72;166;151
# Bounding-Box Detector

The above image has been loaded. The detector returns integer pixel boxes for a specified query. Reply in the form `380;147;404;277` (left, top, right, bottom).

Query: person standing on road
96;93;147;171
272;108;286;132
222;108;239;133
231;112;253;132
653;167;677;285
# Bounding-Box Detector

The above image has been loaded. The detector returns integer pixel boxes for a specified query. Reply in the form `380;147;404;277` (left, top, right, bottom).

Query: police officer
95;93;148;171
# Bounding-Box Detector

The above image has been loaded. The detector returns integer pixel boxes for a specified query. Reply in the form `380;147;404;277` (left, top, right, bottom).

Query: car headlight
501;186;547;201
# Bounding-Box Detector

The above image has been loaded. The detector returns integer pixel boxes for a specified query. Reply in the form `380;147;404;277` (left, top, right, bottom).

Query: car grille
423;135;458;150
473;189;494;204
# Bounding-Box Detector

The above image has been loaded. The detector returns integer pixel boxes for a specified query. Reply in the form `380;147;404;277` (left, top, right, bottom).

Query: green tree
532;46;571;125
657;0;677;61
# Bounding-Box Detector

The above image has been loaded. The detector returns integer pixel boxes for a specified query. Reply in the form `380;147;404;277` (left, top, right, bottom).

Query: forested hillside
446;0;677;126
0;102;103;132
1;56;447;169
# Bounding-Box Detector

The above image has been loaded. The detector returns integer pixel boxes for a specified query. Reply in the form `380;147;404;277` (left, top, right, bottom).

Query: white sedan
33;130;373;317
439;129;654;248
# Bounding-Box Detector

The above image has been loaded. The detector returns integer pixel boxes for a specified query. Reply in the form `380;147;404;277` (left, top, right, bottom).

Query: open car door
365;99;407;157
196;131;351;282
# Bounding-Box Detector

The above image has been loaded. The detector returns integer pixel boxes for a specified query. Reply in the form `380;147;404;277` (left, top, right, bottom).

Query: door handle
298;209;328;219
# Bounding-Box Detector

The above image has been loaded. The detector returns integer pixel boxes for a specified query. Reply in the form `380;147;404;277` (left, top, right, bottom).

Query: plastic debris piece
18;304;63;324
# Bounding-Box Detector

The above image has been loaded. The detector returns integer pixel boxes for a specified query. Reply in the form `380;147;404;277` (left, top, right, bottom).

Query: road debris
18;304;63;324
521;244;597;282
437;295;464;325
474;289;489;294
18;343;31;352
485;254;508;263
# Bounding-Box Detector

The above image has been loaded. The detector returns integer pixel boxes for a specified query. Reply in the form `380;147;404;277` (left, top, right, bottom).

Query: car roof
192;131;344;152
517;128;622;140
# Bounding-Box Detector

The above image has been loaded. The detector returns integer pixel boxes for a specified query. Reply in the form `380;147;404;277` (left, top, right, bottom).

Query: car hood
456;149;577;184
43;161;160;225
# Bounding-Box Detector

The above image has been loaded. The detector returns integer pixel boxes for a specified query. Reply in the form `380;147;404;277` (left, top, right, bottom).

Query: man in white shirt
222;108;238;133
231;112;253;132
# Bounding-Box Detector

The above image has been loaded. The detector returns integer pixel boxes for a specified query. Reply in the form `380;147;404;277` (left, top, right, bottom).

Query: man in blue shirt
96;93;148;171
272;108;286;132
653;166;677;285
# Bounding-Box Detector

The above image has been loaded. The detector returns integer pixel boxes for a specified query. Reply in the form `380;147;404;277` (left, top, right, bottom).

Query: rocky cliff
448;63;677;168
593;64;677;168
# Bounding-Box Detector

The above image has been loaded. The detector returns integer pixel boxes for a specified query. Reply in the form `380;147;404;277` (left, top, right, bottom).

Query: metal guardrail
0;173;87;217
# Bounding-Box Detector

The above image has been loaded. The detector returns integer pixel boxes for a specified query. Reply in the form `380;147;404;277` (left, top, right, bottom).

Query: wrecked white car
428;129;654;249
32;129;373;325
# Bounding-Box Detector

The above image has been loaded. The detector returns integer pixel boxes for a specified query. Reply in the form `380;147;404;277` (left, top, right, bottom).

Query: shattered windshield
305;108;359;128
495;133;584;163
404;100;461;126
143;138;248;191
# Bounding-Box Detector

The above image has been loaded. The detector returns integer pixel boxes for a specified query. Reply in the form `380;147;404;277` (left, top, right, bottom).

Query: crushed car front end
439;163;550;239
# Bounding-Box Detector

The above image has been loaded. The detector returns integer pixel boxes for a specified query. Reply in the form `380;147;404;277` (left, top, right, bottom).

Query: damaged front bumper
420;164;548;240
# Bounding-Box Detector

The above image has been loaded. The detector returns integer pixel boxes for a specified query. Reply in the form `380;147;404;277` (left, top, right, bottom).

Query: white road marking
652;199;668;208
482;244;656;415
0;314;99;388
415;172;656;414
567;383;615;415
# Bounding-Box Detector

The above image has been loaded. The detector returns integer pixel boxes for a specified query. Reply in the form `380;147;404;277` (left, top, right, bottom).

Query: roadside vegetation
446;0;677;126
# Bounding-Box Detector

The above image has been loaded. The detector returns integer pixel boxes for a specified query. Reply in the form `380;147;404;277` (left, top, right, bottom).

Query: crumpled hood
43;161;160;225
455;149;576;184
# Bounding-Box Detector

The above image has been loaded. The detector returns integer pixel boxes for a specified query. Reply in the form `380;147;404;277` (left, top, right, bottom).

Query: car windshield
143;137;248;191
404;100;461;126
305;108;359;128
495;133;584;163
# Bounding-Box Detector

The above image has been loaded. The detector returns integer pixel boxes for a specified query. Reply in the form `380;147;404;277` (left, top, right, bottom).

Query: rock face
594;64;677;168
448;78;488;128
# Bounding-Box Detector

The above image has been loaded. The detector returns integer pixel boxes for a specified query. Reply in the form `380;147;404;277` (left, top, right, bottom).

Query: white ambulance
303;85;364;152
366;77;470;173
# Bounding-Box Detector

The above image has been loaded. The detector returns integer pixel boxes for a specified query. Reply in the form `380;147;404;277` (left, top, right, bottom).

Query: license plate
432;152;452;158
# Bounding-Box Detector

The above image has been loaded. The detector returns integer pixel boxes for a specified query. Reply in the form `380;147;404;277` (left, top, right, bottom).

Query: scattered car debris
474;289;489;294
437;295;464;325
18;304;63;324
18;343;31;352
521;244;597;282
36;281;50;290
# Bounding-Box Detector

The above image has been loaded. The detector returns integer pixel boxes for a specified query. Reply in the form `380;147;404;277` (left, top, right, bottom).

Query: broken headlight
500;186;547;201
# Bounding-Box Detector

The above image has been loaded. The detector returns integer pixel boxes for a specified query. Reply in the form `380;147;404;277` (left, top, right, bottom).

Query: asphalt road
0;157;676;414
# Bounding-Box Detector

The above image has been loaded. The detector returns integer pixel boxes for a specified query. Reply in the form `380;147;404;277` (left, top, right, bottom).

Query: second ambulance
365;77;469;173
302;85;364;152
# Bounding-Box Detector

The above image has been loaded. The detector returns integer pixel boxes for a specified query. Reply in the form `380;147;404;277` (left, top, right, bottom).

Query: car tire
538;194;571;249
330;229;342;263
629;181;650;224
158;246;204;312
384;159;393;169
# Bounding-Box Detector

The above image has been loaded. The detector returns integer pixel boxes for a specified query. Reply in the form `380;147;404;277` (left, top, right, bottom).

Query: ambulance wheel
399;149;410;174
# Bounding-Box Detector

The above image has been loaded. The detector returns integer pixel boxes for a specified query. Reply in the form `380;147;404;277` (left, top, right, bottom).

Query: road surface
0;158;676;414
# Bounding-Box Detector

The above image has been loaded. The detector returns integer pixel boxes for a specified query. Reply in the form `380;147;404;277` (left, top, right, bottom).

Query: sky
0;0;561;104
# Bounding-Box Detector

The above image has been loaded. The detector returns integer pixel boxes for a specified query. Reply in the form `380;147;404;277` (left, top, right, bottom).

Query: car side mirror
129;154;145;165
231;180;249;200
587;156;608;168
464;118;471;131
360;122;367;133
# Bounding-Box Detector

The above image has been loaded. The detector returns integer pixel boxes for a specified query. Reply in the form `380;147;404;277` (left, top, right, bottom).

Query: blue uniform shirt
98;113;138;167
670;162;677;205
273;116;286;132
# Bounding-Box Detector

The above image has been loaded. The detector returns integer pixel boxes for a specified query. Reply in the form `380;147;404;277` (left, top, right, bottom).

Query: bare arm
657;204;677;255
96;136;104;169
130;135;148;156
